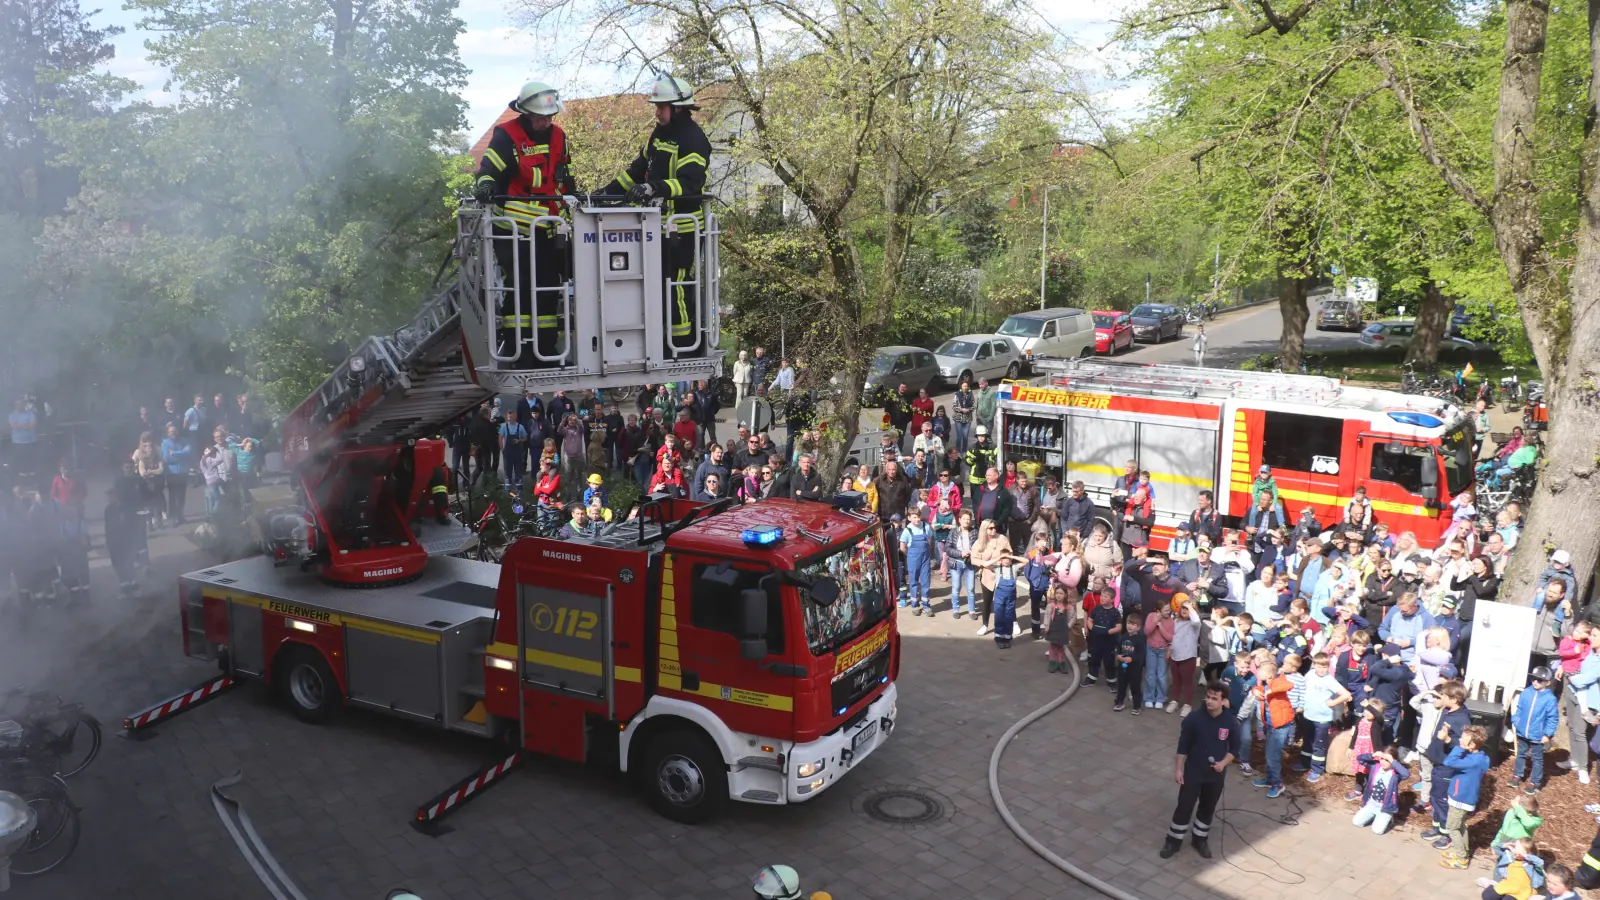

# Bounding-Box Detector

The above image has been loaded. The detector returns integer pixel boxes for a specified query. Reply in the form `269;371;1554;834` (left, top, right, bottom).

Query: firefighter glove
473;181;495;205
626;182;656;204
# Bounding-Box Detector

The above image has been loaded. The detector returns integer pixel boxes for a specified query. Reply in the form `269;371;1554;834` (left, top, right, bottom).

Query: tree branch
1372;53;1488;213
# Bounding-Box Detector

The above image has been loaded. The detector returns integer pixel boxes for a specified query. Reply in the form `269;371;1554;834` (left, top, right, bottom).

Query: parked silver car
934;334;1023;387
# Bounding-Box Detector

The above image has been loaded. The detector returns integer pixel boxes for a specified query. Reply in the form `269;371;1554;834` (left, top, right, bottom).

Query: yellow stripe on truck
212;588;441;644
1073;461;1211;488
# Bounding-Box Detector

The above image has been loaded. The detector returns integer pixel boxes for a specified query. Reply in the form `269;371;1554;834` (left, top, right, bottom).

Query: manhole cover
854;785;951;827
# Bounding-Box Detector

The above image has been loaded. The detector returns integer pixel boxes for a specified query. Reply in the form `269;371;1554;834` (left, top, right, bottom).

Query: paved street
843;301;1364;436
3;478;1476;900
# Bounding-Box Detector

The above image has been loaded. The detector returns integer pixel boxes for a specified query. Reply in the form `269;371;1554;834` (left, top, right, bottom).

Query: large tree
0;0;127;215
50;0;468;411
1120;0;1598;598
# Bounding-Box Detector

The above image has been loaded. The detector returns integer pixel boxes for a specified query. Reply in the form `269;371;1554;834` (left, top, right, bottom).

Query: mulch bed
1250;734;1598;874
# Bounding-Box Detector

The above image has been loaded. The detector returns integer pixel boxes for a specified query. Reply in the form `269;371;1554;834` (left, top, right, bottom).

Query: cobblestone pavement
2;490;1474;900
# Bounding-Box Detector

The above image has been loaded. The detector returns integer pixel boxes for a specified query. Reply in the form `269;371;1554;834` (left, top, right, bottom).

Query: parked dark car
1316;298;1363;332
1449;303;1473;337
1128;304;1183;343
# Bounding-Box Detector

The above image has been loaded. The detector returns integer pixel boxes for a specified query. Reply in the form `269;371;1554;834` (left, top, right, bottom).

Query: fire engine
124;197;901;824
995;359;1475;549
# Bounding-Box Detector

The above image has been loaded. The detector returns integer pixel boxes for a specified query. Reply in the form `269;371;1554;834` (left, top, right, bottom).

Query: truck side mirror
739;588;768;661
806;577;841;606
1419;455;1439;502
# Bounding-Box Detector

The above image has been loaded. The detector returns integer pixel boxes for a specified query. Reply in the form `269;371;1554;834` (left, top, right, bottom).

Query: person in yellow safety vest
473;81;576;369
602;74;712;357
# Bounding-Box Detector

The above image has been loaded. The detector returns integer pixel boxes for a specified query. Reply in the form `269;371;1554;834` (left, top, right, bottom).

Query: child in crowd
1351;745;1408;834
1345;699;1388;801
1300;652;1352;782
1537;864;1578;900
1560;620;1593;673
1274;571;1293;615
1475;838;1545;900
1169;522;1197;561
1507;666;1559;795
1420;681;1471;824
931;498;955;579
1251;659;1295;799
1270;614;1310;668
1413;627;1459;695
1043;584;1073;674
1437;725;1492;868
1368;642;1411;743
1229;612;1266;654
1113;613;1146;714
1232;651;1260;775
1491;794;1543;880
1336;631;1373;721
1023;533;1056;635
1203;604;1234;682
1083;584;1123;687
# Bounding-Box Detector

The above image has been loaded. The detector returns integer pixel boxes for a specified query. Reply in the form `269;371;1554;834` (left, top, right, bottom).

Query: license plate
852;721;877;752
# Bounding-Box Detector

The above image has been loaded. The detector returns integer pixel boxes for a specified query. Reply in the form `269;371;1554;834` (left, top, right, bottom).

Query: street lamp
1039;185;1062;310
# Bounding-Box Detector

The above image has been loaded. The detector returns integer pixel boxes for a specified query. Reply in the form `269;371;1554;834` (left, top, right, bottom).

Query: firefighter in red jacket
602;74;712;357
473;81;576;368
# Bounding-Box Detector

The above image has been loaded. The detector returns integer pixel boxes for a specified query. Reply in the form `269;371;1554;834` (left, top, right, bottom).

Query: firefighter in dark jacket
473;81;576;368
603;74;712;357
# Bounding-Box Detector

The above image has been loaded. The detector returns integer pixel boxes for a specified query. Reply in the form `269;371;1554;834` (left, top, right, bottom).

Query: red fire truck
996;359;1475;549
128;198;901;824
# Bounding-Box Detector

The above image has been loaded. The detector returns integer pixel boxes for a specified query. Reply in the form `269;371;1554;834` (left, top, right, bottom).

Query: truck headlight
796;759;827;778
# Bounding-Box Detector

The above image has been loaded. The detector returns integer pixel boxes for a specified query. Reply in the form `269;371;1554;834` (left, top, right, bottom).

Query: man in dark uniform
603;74;712;358
473;81;576;367
1161;681;1240;860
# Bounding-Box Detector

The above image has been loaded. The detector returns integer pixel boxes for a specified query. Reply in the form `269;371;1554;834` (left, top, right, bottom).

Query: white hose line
987;651;1152;900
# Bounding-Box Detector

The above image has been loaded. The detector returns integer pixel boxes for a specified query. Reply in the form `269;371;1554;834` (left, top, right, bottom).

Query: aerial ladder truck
125;197;902;825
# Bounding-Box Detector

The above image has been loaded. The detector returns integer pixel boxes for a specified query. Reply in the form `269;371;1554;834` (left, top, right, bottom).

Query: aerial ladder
271;196;725;587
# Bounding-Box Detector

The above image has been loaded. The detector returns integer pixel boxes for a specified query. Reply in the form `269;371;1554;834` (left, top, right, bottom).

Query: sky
90;0;1135;144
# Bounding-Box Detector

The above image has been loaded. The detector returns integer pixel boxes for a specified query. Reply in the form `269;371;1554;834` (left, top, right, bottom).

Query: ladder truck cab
996;359;1474;550
180;495;898;822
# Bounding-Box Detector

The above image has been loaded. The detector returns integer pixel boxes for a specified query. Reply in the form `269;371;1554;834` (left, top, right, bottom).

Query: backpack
1055;552;1082;590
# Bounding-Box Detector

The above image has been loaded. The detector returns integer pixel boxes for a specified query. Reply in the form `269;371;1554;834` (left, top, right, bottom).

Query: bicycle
1499;369;1523;413
0;759;81;877
0;691;101;779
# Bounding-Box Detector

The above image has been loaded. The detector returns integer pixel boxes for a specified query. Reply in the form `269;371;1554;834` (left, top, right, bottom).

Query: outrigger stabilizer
121;675;240;740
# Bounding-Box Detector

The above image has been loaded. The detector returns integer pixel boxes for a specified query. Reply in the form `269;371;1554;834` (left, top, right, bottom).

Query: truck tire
274;645;340;724
643;729;727;824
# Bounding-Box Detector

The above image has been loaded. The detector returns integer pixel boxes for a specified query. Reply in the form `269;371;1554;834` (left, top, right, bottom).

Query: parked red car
1092;310;1134;354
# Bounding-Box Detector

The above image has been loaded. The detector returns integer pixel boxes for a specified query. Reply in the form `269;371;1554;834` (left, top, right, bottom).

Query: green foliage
48;0;467;414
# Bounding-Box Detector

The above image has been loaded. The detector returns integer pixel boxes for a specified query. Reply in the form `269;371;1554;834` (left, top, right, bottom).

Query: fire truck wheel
275;646;341;724
644;729;726;824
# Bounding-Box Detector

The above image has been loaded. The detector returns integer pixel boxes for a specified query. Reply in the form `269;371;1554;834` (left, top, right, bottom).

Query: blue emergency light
742;526;785;547
1387;411;1444;428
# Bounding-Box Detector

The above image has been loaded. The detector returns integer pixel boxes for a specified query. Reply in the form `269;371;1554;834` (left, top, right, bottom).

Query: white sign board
1349;277;1379;305
1465;600;1538;700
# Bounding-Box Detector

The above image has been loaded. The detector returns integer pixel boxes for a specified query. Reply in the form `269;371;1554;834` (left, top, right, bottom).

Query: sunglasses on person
938;473;950;479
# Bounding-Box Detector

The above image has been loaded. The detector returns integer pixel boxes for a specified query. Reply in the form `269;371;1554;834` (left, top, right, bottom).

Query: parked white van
995;308;1096;371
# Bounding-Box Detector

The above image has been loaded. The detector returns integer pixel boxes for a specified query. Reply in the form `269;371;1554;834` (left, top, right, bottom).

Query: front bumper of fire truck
787;681;898;803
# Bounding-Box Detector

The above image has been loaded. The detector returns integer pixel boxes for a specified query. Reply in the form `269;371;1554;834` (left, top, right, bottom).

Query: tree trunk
1490;0;1565;381
1276;272;1310;369
1407;280;1449;367
1500;0;1600;603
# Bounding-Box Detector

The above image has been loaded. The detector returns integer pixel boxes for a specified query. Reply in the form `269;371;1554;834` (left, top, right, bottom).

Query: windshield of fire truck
798;528;891;655
1440;426;1473;498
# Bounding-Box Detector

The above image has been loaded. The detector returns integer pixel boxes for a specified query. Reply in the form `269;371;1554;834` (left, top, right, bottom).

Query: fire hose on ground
988;652;1149;900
